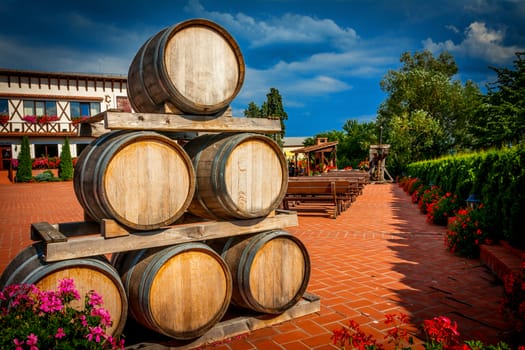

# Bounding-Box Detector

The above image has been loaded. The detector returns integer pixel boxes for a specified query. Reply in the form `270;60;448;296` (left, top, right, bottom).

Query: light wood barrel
74;130;195;230
183;133;288;220
127;18;245;115
212;230;310;314
112;243;232;340
0;244;128;335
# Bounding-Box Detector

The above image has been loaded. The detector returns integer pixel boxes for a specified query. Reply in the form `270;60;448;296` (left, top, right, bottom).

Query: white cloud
184;0;358;49
423;21;523;64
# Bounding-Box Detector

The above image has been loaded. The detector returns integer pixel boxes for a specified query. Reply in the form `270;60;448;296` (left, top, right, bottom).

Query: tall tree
264;88;288;146
15;136;32;182
243;102;262;118
244;88;288;146
377;50;482;171
469;52;525;148
387;110;445;175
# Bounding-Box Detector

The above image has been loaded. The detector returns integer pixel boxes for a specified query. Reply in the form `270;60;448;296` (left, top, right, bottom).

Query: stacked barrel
0;18;311;341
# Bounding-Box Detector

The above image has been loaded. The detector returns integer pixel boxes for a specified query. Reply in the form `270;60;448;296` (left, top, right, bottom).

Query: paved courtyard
0;176;511;349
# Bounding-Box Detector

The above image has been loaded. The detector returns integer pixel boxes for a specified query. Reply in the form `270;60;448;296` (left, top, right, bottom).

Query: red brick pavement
0;176;512;349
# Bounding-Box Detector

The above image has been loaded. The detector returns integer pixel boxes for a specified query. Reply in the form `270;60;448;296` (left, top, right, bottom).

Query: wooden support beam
40;211;298;262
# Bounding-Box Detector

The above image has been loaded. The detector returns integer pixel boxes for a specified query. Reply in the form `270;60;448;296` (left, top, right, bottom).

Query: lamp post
465;193;480;209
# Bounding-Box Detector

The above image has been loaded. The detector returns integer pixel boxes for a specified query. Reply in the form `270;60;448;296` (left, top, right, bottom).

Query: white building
0;68;130;171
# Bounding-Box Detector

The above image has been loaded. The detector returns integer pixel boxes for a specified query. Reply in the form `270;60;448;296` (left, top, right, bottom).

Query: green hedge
405;145;525;248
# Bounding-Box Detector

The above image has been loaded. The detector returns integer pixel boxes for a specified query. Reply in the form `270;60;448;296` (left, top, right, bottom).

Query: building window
34;144;59;158
0;99;8;114
70;102;100;118
23;100;57;116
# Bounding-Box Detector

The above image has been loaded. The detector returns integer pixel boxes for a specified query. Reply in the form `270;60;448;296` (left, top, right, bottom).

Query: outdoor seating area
282;171;368;218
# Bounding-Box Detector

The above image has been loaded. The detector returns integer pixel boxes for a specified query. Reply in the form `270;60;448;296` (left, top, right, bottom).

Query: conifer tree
59;137;74;180
15;136;32;182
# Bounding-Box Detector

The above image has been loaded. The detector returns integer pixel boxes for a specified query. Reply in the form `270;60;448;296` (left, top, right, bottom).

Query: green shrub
33;170;60;182
15;136;32;182
59;137;74;180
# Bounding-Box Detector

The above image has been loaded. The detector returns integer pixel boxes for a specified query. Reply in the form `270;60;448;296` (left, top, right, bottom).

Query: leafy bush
426;192;461;226
405;145;525;249
33;170;61;182
418;185;442;214
445;205;490;258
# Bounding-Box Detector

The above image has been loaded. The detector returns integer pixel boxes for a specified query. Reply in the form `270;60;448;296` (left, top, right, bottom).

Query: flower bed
331;312;520;349
0;279;124;349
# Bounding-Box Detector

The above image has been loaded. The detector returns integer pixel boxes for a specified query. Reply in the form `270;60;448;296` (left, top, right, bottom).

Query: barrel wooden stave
127;18;245;115
212;230;310;314
183;133;288;220
112;243;232;340
0;244;128;336
74;130;195;230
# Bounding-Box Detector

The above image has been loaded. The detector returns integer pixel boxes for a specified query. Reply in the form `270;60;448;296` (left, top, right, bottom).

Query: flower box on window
71;116;90;124
0;115;9;124
22;115;60;124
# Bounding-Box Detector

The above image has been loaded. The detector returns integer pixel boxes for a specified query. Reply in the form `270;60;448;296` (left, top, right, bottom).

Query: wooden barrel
212;230;310;314
127;18;245;115
0;244;128;336
183;133;288;220
112;243;232;339
74;130;195;230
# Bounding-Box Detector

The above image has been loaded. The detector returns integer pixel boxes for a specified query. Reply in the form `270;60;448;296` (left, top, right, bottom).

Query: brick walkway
0;176;511;349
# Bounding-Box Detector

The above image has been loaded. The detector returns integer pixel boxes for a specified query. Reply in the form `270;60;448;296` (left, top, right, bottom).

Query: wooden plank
31;222;67;242
42;211;298;262
101;219;130;238
95;111;282;134
124;292;320;350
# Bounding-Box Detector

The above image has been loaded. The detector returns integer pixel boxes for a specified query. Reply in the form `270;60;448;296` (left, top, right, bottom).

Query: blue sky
1;0;524;136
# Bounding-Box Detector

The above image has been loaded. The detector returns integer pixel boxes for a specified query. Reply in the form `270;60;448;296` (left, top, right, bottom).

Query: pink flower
86;326;105;343
26;333;38;350
58;278;80;301
13;338;24;350
38;290;63;313
55;327;66;339
87;290;104;307
91;307;112;327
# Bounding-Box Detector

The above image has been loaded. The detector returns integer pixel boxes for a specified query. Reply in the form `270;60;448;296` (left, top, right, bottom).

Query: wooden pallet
124;292;320;350
79;109;283;137
31;210;298;262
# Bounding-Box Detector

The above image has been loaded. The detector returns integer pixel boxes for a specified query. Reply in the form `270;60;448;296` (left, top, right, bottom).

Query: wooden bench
283;178;358;218
320;171;368;194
